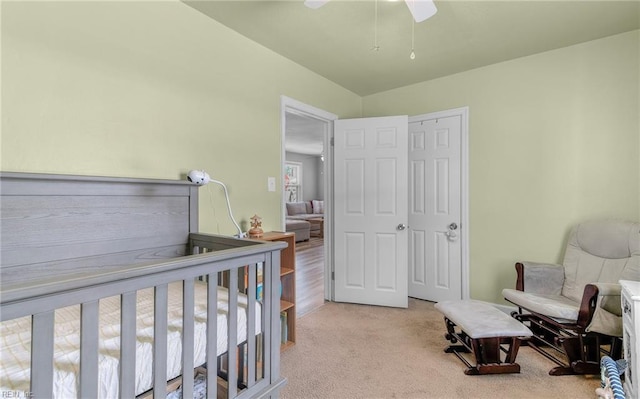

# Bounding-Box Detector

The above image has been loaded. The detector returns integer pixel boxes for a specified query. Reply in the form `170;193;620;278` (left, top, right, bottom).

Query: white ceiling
184;0;639;154
185;0;639;96
284;112;326;155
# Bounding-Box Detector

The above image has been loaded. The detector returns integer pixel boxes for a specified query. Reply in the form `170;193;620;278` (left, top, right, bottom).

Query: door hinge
331;271;335;280
330;137;334;146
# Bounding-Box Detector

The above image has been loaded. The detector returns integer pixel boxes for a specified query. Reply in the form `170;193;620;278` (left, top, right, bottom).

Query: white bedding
0;281;261;398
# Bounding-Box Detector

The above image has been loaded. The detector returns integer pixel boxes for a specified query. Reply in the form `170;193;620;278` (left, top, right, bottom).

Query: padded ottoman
286;219;310;242
434;300;533;375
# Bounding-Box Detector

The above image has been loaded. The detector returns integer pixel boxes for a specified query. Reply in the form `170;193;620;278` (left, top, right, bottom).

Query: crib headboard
0;172;288;399
0;172;206;286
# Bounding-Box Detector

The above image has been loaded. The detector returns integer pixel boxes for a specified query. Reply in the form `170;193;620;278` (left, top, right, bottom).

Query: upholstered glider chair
502;220;640;375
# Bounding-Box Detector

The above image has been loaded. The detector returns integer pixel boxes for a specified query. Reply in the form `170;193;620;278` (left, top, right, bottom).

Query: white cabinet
621;280;640;399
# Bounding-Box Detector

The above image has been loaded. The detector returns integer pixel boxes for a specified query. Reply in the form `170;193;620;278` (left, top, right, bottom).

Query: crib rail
0;234;287;399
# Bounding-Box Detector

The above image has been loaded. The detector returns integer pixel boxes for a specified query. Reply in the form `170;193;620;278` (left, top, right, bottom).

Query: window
284;162;302;202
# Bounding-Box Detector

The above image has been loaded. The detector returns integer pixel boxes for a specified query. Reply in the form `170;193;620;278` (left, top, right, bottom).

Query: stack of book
280;311;288;344
256;265;263;301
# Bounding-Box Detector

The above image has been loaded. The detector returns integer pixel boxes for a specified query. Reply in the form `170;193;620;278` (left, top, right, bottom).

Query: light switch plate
268;177;276;192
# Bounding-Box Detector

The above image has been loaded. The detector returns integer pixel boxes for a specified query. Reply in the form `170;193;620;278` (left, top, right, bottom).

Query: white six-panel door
333;116;409;308
408;115;462;302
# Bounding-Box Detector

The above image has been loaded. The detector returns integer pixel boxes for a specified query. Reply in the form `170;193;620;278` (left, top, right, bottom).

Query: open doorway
280;96;337;316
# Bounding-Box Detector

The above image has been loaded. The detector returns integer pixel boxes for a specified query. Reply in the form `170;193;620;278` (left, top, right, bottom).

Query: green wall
1;1;361;235
3;1;638;305
363;30;640;303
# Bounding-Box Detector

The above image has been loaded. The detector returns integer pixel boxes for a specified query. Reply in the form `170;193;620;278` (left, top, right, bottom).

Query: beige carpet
280;298;600;399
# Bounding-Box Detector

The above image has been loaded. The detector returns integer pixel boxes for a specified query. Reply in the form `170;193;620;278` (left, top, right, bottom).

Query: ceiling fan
304;0;437;23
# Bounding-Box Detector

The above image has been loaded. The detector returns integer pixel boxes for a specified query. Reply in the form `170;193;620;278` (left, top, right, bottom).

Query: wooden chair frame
508;263;622;376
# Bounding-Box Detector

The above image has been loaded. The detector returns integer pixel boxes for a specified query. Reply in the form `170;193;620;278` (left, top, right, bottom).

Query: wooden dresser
253;231;296;351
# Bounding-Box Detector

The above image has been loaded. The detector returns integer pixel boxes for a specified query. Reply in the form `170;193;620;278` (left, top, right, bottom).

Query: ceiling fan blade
404;0;437;23
304;0;330;9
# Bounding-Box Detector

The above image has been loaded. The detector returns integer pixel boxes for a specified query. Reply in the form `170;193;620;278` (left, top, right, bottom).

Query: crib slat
120;291;137;398
80;300;99;398
227;269;239;398
31;311;55;399
182;278;195;399
206;273;219;399
273;252;283;383
263;256;272;383
265;251;282;386
247;263;257;386
154;284;169;399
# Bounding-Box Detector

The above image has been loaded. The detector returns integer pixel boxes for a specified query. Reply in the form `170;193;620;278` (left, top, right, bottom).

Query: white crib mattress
0;281;261;398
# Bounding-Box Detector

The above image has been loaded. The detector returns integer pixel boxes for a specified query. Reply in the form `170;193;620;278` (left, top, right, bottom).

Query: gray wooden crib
0;172;287;399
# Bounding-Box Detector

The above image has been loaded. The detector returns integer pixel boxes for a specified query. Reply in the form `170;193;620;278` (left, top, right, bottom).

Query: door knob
397;223;407;231
446;223;458;242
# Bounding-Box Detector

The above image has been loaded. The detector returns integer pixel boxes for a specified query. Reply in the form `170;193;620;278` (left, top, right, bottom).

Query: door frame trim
409;106;470;300
280;96;337;301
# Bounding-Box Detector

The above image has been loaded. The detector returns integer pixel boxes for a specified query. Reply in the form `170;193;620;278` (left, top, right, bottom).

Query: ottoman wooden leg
441;317;525;375
468;337;522;375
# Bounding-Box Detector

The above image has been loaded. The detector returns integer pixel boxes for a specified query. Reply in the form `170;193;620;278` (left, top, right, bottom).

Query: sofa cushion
312;200;324;214
285;219;310;242
286;202;308;216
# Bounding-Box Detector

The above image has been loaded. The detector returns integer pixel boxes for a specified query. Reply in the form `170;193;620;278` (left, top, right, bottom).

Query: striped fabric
600;356;626;399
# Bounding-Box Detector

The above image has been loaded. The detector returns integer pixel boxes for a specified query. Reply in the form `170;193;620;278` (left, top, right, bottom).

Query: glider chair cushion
502;219;640;375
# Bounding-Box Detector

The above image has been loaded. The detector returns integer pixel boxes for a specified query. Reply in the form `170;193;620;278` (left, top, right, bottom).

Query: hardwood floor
294;236;326;317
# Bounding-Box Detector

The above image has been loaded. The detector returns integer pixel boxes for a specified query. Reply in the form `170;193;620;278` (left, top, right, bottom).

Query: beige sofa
285;219;310;242
285;201;324;241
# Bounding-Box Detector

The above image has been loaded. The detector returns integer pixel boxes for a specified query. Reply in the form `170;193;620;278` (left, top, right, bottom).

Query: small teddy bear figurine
248;214;264;238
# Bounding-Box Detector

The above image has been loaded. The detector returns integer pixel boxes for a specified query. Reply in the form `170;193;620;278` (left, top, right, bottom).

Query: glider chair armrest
576;284;599;329
582;283;623;336
515;261;565;294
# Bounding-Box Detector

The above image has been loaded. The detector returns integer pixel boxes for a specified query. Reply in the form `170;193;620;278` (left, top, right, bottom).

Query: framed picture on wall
284;161;302;202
